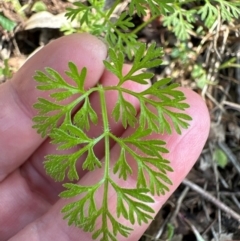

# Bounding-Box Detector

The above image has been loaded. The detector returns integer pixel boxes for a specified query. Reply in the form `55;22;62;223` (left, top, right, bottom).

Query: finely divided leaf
32;31;192;240
105;42;163;85
44;154;79;181
65;2;90;22
112;92;137;128
141;78;181;100
82;147;102;171
139;78;192;134
162;110;192;134
45;128;103;180
216;0;240;21
115;12;134;31
92;211;132;240
129;0;174;16
113;148;132;180
126;127;152;139
65;63;87;92
74;97;98;130
61;185;99;226
33;98;63;114
50;91;73;101
32;112;63;137
112;183;155;225
124;136;168;158
49;124;91;150
103;48;124;81
163;8;196;40
129;0;147;16
141;157;173;174
33;66;89;137
122;43;163;84
112;101;121;121
137;163;172;196
60;183;93;197
108;214;133;237
198;1;217;28
34;67;73;91
139;100;159;132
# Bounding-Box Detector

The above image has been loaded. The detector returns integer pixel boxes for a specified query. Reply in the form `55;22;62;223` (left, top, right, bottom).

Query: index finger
0;33;107;182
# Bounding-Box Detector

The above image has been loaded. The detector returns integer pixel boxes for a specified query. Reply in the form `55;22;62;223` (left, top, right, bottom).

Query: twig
235;42;240;103
153;187;190;240
215;165;221;240
205;91;225;113
152;211;172;241
178;213;206;241
170;186;189;222
182;179;240;222
222;100;240;112
210;141;221;240
218;171;240;210
202;200;218;240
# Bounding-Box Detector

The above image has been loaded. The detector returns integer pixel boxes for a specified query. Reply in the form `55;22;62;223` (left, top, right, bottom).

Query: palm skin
0;34;210;241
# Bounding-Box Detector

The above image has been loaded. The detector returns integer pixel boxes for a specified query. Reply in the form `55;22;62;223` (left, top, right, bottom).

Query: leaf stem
98;85;110;231
66;87;98;113
104;86;158;106
109;132;139;160
131;14;159;35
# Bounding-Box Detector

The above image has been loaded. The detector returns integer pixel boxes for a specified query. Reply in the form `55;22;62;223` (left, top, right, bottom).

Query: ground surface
1;1;240;241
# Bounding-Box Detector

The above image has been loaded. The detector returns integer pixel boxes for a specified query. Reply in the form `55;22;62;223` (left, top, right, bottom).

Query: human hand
0;34;210;241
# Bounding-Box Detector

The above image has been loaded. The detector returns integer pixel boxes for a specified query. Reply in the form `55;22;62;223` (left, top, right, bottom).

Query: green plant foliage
66;0;136;58
167;223;175;240
191;65;209;89
0;13;16;31
33;41;191;240
0;59;12;78
163;7;196;40
65;0;174;58
128;0;174;16
213;148;228;168
30;0;199;240
31;1;47;12
163;0;240;40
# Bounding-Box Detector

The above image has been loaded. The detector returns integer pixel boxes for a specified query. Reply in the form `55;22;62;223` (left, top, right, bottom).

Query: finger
1;66;150;240
9;89;210;241
0;33;107;182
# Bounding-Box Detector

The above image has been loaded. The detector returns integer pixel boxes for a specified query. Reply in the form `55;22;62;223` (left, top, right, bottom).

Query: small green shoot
31;1;47;12
213;148;228;168
0;59;12;79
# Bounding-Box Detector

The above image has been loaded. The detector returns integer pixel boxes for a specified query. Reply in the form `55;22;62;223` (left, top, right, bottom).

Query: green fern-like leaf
113;148;132;180
104;42;163;85
111;182;155;225
163;7;196;40
73;96;98;130
129;0;174;16
32;62;94;137
198;1;218;28
216;0;240;21
33;42;191;240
